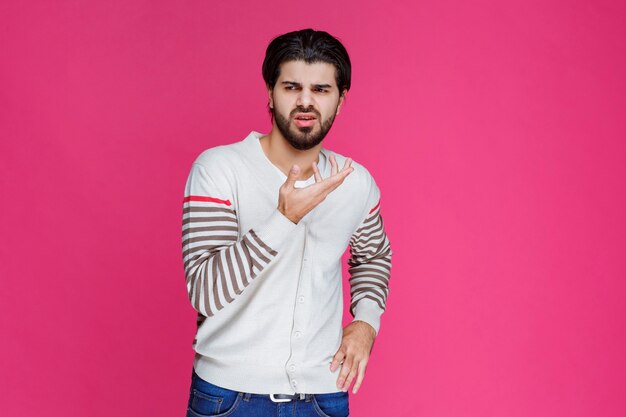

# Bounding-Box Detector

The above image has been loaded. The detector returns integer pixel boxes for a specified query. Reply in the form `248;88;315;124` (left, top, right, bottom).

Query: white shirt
182;131;392;394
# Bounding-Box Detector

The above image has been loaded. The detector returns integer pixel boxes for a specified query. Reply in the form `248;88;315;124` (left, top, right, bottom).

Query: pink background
1;1;625;416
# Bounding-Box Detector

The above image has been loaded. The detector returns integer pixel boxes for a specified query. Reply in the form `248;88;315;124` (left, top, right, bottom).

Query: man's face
269;60;345;150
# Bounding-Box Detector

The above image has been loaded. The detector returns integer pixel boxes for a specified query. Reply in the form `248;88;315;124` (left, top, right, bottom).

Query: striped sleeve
347;181;393;336
182;162;297;318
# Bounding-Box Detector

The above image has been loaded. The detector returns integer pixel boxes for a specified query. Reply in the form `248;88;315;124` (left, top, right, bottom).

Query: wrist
277;206;299;224
353;320;376;339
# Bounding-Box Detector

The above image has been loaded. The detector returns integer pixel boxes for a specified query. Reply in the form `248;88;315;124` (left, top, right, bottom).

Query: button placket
287;223;311;391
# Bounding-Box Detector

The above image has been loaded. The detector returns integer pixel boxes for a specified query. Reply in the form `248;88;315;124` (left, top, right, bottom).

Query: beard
272;105;337;151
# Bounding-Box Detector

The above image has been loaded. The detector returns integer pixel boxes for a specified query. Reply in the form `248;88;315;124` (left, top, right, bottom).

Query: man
182;28;392;417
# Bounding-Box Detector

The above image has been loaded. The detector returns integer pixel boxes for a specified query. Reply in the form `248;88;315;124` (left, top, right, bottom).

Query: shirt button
298;295;305;303
295;331;301;338
289;364;296;372
292;380;298;386
303;258;308;262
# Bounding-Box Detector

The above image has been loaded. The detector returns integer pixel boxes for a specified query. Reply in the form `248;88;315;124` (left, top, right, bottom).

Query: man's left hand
330;320;376;394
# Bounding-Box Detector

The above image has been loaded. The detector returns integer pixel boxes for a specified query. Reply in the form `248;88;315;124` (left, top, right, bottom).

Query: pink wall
2;1;625;416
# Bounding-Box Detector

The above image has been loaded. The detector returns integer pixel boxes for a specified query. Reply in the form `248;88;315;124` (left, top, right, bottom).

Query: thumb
283;164;300;189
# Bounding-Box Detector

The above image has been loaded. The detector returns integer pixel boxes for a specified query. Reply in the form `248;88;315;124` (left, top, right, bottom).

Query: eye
314;88;328;93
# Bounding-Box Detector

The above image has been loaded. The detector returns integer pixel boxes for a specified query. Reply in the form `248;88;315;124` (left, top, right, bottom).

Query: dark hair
262;28;351;94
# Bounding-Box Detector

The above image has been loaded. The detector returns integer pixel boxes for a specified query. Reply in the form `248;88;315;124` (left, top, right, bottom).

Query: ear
267;85;274;109
336;89;347;115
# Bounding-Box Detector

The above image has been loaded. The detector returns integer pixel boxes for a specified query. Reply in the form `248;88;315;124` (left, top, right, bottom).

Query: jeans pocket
312;391;350;417
189;389;224;416
187;370;242;417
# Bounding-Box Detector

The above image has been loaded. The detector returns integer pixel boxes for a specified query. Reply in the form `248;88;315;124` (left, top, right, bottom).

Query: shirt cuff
252;208;298;251
352;298;384;336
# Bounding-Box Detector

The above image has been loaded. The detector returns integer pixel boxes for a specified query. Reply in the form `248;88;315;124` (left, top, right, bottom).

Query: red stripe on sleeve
183;195;232;206
369;199;381;214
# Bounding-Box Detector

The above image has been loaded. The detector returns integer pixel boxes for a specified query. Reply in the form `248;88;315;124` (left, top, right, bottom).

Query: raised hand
278;154;353;224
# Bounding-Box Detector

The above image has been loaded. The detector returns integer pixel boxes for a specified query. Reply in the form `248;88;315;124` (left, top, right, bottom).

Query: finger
330;350;345;372
312;160;323;182
337;357;353;389
322;167;354;194
329;154;338;176
339;165;354;179
341;157;353;172
341;360;359;392
352;359;367;394
283;165;300;190
342;360;359;392
327;164;354;185
309;162;353;198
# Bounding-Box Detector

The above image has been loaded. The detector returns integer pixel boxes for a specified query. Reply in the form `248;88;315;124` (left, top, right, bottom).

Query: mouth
293;113;318;128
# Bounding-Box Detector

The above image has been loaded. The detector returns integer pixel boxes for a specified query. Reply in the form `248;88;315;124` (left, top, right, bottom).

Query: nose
296;88;313;108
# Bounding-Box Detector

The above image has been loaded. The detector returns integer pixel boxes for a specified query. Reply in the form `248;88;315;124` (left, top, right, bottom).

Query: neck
260;128;322;180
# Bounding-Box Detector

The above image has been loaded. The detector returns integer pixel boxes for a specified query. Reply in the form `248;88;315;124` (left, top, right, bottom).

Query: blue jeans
187;368;350;417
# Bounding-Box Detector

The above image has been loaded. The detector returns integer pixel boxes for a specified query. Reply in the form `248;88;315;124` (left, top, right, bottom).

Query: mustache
290;107;320;118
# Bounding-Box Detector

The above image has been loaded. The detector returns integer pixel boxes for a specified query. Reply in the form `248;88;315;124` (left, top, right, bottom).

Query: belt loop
243;392;251;401
299;393;305;400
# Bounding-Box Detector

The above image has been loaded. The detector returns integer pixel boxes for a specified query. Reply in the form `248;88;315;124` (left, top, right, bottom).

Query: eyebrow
280;81;334;89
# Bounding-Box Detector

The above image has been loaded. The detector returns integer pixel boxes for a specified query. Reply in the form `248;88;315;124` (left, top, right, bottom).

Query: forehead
277;60;337;86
